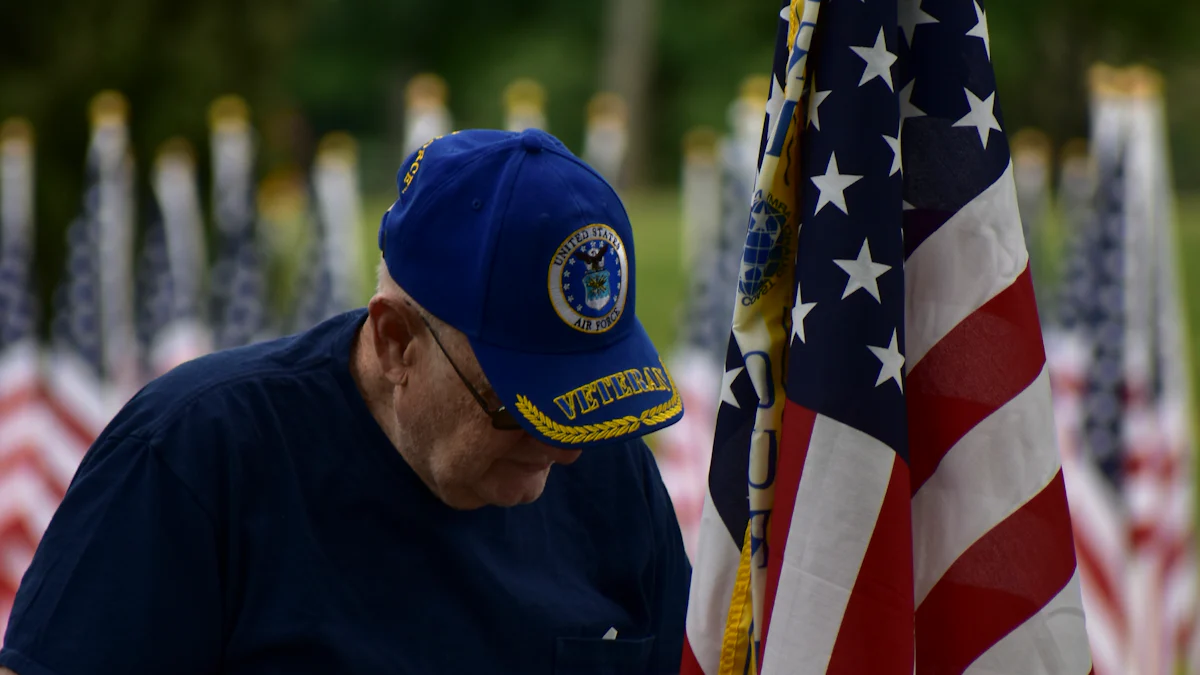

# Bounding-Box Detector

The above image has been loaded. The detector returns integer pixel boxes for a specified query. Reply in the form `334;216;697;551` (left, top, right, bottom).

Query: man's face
389;315;581;510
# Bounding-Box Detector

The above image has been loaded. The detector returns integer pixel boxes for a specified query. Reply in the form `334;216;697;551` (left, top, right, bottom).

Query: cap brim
470;319;684;449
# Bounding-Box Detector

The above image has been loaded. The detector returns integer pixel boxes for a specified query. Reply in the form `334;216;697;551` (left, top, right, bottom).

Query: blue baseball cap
378;128;683;449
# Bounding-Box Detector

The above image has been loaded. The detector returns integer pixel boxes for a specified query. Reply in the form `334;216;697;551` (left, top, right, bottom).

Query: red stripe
825;457;915;674
916;470;1077;674
0;375;100;449
0;443;72;496
1071;521;1127;640
908;266;1045;494
0;379;41;418
38;382;101;448
759;400;817;657
680;635;705;675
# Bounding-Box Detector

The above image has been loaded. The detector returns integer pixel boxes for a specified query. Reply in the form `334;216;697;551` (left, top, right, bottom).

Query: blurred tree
2;0;1200;333
599;0;659;188
0;0;306;332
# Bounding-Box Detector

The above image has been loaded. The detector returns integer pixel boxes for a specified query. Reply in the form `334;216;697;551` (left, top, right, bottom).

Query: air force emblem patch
548;224;628;333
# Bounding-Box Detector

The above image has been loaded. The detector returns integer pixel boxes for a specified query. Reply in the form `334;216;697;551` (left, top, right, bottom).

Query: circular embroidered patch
548;224;629;333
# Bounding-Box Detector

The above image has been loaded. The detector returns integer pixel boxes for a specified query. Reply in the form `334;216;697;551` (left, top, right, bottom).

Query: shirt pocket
554;635;656;675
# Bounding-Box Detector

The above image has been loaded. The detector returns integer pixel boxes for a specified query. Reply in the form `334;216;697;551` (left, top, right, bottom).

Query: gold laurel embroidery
515;368;683;444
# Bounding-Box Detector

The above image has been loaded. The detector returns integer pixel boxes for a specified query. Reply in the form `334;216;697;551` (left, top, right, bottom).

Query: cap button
520;130;543;153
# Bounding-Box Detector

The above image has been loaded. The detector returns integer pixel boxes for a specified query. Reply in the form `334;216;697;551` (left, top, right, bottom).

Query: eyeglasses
415;310;523;431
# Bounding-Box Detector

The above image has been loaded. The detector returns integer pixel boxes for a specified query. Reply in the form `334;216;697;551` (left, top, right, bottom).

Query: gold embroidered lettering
613;373;634;399
579;383;601;413
554;392;580;420
596;378;616;404
650;368;669;390
627;370;648;393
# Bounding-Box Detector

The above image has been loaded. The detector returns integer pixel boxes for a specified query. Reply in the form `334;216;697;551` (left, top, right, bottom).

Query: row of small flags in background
0;38;1197;673
402;73;632;186
0;90;369;633
0;72;637;640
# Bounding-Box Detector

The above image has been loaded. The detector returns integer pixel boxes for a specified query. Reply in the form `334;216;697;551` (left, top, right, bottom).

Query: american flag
136;139;212;380
0;118;44;641
292;133;364;332
681;0;1093;672
1;106;116;639
1052;95;1129;674
1051;66;1200;675
208;96;267;350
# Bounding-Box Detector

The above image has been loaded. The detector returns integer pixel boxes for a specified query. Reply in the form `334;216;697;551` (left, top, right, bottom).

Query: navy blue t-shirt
0;310;691;674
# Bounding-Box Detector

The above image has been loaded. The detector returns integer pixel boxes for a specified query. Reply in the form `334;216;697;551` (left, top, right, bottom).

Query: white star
765;76;785;135
883;134;902;176
850;29;898;92
807;76;832;131
721;366;744;408
576;304;583;311
567;295;574;302
966;1;992;61
868;330;905;392
791;282;817;344
953;88;1001;149
833;238;892;302
811;153;862;215
899;0;938;46
564;270;571;277
899;80;925;130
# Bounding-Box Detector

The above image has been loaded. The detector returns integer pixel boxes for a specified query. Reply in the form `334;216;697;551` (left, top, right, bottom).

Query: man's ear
366;295;422;386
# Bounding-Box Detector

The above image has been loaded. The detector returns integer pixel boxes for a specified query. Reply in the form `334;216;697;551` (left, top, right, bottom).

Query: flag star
883;134;902;176
953;88;1001;149
966;0;992;61
899;0;938;46
791;282;817;344
564;270;571;277
833;238;892;302
850;28;898;91
765;76;786;135
899;80;926;130
868;329;905;392
811;153;863;215
567;295;574;302
565;283;571;290
576;304;583;311
721;366;745;408
807;76;832;131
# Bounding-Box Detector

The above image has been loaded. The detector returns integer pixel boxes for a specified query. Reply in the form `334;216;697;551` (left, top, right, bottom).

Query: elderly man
0;128;690;674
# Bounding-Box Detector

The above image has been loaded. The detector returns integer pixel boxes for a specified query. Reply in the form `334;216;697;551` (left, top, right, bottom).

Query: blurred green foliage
2;0;1200;320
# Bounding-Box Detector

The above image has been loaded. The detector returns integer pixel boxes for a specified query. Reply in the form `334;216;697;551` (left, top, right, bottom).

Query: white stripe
964;569;1093;675
684;489;743;675
150;319;213;376
759;415;894;675
0;402;90;488
1061;451;1127;576
0;465;62;542
0;340;39;399
905;161;1027;371
1077;567;1124;675
912;368;1061;605
43;348;112;436
1166;562;1195;631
